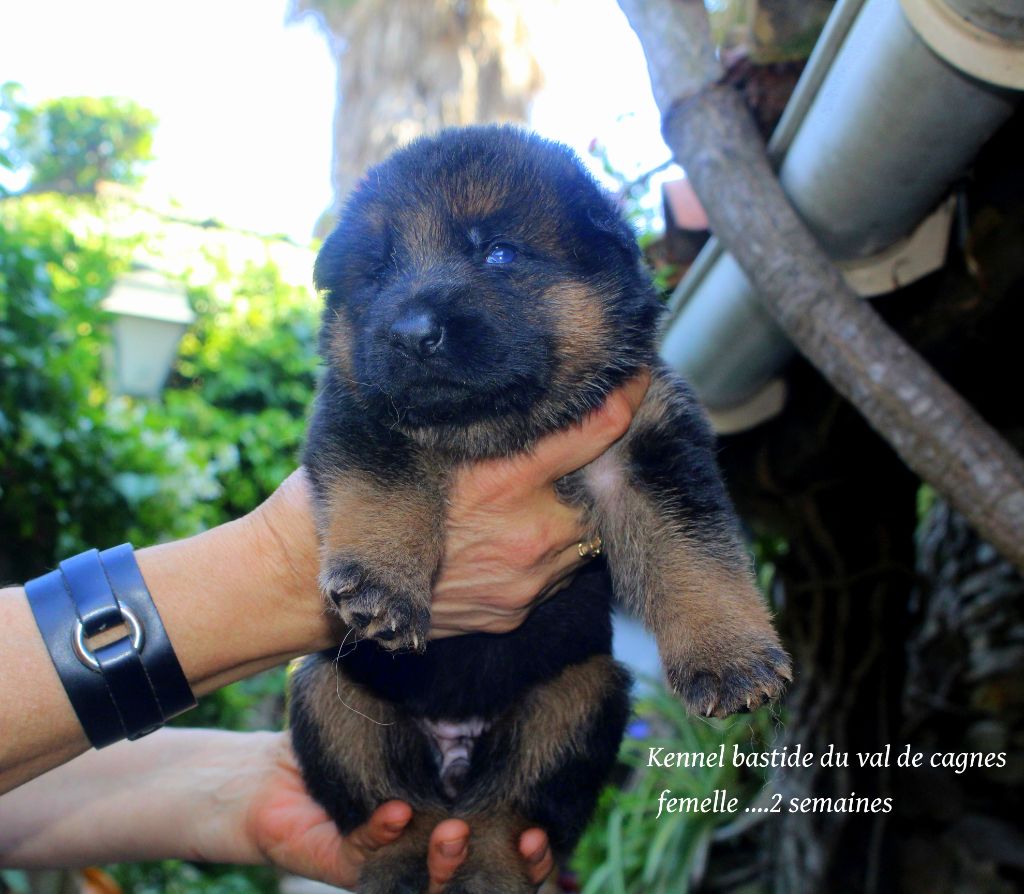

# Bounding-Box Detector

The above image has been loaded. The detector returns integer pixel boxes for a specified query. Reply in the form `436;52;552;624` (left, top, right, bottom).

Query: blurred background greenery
1;91;315;893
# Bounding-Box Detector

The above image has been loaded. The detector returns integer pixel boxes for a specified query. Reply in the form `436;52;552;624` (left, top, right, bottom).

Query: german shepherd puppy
290;126;790;892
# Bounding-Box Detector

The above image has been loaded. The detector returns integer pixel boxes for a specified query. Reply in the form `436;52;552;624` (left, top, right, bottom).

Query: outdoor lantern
101;267;195;398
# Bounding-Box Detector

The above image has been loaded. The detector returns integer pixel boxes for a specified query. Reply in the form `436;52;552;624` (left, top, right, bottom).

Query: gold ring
576;535;603;559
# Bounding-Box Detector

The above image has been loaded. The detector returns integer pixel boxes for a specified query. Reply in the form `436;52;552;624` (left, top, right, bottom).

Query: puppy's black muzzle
388;310;445;361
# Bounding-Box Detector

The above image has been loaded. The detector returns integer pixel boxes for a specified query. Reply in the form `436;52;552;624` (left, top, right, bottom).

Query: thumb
528;370;649;484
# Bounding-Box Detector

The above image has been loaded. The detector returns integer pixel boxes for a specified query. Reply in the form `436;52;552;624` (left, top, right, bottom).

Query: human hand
431;372;650;636
242;733;554;890
247;372;649;652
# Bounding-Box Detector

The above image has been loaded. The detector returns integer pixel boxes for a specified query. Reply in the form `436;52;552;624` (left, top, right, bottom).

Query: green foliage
160;258;321;523
1;191;320;892
916;483;938;525
587;138;663;237
0;870;29;893
0;86;322;892
704;0;833;62
0;194;322;581
0;195;215;581
108;861;279;894
1;84;156;194
573;684;777;893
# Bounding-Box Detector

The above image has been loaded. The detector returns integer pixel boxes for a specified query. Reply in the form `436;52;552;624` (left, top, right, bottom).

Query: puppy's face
314;126;661;446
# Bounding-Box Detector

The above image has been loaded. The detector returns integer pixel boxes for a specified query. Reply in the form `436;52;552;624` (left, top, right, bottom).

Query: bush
0;195;218;582
1;192;320;893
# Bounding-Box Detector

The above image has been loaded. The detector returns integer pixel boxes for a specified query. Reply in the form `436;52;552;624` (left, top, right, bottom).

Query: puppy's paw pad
668;643;791;719
330;574;431;652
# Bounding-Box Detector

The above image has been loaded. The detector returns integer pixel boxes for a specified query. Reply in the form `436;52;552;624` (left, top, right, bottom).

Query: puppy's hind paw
321;560;431;652
446;872;534;894
359;853;428;894
667;641;792;719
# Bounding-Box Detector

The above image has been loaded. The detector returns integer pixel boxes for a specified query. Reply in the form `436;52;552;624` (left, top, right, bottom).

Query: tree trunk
291;0;541;215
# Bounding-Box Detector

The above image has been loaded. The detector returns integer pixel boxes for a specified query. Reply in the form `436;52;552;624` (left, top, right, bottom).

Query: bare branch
618;0;722;110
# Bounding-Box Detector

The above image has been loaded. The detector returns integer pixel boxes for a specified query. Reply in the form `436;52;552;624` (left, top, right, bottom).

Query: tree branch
620;0;1024;573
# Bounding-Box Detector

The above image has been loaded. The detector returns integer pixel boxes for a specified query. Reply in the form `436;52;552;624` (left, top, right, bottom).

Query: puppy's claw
666;639;791;719
324;559;431;652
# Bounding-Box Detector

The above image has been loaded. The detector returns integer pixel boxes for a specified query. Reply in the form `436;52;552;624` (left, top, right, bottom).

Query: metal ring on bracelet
577;535;603;560
72;604;145;672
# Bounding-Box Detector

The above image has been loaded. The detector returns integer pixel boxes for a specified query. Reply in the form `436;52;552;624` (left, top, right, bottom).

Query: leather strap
60;551;123;637
101;544;195;724
24;570;125;748
25;544;197;748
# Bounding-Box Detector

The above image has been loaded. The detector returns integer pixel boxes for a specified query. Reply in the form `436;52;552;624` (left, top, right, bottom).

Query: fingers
341;814;549;892
529;370;650;484
340;800;412;856
427;819;471;893
519;828;555;886
426;823;550;892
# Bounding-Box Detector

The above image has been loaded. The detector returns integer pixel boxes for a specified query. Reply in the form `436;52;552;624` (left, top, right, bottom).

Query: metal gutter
660;0;1024;423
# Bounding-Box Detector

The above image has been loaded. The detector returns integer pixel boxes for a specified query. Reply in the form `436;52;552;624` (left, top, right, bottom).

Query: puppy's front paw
321;560;431;652
665;636;792;719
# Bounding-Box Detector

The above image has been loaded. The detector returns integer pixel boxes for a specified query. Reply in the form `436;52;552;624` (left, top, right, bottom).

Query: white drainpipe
660;0;1024;430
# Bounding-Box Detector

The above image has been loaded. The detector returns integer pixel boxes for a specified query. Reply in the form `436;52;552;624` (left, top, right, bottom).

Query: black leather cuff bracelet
25;544;196;748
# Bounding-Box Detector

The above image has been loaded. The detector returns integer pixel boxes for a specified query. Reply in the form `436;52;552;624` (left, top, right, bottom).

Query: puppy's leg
306;451;445;651
448;655;632;893
584;366;791;717
289;653;446;893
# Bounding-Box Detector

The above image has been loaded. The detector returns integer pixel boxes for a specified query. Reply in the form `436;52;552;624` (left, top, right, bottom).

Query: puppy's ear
588;207;641;264
313;225;345;298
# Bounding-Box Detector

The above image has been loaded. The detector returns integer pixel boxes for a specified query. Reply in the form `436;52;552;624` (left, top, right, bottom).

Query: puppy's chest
582;450;627;501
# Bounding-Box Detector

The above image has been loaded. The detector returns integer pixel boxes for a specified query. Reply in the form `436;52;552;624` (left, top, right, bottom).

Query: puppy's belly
418;717;489;798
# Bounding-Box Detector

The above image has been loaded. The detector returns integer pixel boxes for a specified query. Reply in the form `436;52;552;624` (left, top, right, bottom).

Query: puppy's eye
485;244;517;265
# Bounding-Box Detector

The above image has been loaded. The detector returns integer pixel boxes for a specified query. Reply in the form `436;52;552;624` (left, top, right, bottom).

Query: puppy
289;125;790;892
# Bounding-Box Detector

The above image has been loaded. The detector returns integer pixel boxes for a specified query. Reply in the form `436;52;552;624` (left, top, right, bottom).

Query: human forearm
0;728;269;867
0;498;329;794
0;379;645;795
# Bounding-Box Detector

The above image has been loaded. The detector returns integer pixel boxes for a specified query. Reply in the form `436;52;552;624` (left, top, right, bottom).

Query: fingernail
526;845;547;864
439;839;467;858
384;822;406;833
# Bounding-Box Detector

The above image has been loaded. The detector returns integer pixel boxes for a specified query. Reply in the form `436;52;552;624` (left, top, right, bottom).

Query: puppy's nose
389;312;444;359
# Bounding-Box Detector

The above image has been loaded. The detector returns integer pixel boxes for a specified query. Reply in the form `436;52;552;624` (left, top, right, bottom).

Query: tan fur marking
545;283;612;381
319;470;443;594
503;655;620;796
448;173;510;219
294;656;399;799
327;315;354;379
403;204;446;268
